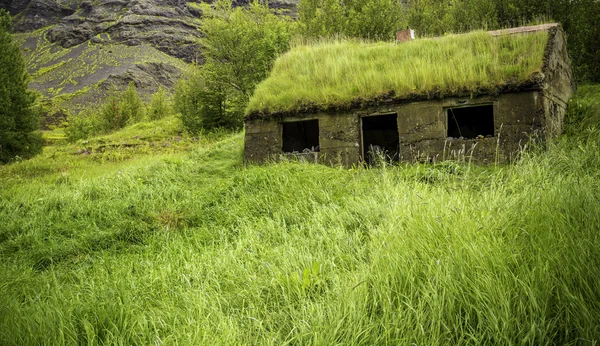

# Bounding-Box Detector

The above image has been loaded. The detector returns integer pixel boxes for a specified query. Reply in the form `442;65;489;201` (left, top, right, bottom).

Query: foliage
118;82;145;126
98;93;125;131
564;85;600;138
173;68;230;134
405;0;600;83
298;0;405;41
64;83;146;141
183;0;293;130
0;9;42;163
95;83;144;132
1;86;600;344
298;0;600;82
247;31;548;115
62;109;104;142
147;86;173;121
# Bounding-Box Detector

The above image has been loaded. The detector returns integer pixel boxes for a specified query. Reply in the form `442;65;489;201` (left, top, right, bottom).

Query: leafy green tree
147;86;173;120
98;92;123;131
346;0;406;40
179;0;293;131
174;68;230;133
63;109;103;142
119;82;144;125
0;9;42;163
64;83;146;141
405;0;454;36
299;0;346;38
448;0;497;32
298;0;405;40
404;0;600;82
97;83;144;131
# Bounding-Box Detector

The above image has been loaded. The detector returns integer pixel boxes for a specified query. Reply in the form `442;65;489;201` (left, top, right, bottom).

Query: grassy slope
1;87;600;344
247;31;548;116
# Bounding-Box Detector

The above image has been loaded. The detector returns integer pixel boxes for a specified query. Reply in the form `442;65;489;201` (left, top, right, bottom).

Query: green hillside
15;27;191;113
247;30;548;116
0;86;599;344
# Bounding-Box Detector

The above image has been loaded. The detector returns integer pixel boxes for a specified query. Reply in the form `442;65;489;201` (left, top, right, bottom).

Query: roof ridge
487;23;559;37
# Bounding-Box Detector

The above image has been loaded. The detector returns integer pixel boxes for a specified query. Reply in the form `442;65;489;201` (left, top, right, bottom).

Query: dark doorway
361;114;400;164
447;105;494;139
282;119;320;153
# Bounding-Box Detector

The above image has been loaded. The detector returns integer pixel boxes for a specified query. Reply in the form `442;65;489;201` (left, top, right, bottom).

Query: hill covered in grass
16;27;192;114
247;30;549;116
0;86;599;344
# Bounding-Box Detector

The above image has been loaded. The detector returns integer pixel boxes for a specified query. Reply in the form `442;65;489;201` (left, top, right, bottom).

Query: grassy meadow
247;31;548;115
1;86;600;345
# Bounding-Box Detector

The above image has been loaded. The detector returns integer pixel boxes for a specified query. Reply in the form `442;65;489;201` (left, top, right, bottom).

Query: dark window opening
282;119;320;153
447;105;494;139
362;114;400;164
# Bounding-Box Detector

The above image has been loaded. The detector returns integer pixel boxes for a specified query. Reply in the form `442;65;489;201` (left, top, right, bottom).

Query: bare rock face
4;0;298;62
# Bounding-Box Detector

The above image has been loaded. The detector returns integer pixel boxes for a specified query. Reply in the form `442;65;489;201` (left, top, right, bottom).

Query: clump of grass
247;30;548;115
0;87;599;344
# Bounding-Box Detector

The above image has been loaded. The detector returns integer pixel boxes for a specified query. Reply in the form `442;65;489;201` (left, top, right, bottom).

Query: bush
174;69;239;134
119;82;144;125
147;86;172;121
97;93;123;131
64;83;146;142
63;110;104;142
173;0;292;134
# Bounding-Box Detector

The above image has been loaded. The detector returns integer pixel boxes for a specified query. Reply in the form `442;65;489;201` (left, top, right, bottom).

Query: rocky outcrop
4;0;298;62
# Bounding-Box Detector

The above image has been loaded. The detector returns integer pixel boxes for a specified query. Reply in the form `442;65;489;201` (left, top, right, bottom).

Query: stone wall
541;26;576;140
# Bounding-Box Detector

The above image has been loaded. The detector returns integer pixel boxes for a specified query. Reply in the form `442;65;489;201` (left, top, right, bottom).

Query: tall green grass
1;87;599;345
247;30;548;115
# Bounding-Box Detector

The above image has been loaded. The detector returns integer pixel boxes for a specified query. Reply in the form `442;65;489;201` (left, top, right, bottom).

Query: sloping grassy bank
1;87;599;344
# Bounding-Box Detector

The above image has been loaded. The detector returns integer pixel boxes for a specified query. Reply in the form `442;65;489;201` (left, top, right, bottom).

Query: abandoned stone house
244;23;575;166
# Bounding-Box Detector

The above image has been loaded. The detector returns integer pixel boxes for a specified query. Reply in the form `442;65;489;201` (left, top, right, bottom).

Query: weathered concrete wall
541;26;576;139
245;91;550;166
396;92;544;163
244;118;282;164
244;113;361;166
318;113;361;166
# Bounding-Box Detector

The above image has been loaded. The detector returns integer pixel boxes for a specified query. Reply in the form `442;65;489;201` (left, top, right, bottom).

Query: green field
1;86;599;345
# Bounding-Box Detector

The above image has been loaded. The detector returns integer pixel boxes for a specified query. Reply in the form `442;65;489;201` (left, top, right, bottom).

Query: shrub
173;0;292;134
64;83;147;141
119;82;144;125
0;9;43;163
98;93;123;131
147;86;172;121
63;109;104;142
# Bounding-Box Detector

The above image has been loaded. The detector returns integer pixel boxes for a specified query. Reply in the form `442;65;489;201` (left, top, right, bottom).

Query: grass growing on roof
247;30;548;115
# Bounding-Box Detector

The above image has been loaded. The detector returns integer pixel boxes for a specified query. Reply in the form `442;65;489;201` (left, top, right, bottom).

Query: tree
0;9;42;163
179;0;293;131
147;86;173;120
119;82;144;125
174;67;230;133
298;0;405;40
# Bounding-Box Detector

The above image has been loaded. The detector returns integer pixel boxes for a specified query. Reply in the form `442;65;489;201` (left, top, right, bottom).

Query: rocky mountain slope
2;0;298;113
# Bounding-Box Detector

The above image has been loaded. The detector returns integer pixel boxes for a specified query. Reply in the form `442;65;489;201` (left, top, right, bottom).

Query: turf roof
246;26;553;118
